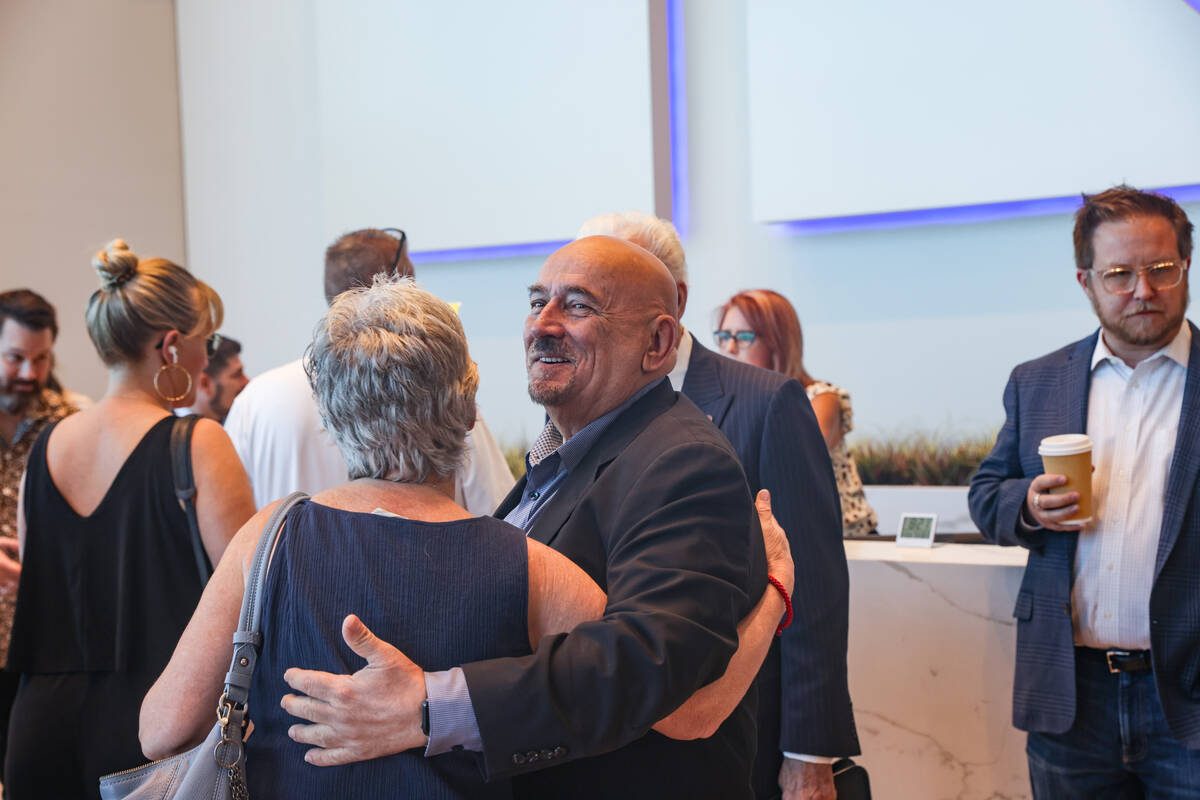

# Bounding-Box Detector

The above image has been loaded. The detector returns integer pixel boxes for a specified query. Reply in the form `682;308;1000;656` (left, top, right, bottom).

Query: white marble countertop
845;539;1029;567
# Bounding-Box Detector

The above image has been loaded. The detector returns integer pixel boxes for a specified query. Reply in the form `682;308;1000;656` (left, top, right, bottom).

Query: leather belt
1080;647;1152;674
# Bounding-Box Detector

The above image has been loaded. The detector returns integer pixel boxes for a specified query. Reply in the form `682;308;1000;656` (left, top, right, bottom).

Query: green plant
850;431;997;486
503;443;528;480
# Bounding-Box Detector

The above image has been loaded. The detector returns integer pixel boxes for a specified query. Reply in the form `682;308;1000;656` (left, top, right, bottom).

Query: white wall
9;1;1199;450
745;0;1200;222
0;0;185;400
410;0;1200;446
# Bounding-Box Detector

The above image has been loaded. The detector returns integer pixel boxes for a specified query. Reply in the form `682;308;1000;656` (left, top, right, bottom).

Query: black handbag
832;757;872;799
98;491;309;800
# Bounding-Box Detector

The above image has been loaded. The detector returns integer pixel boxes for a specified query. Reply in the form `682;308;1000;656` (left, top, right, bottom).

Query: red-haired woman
715;289;877;537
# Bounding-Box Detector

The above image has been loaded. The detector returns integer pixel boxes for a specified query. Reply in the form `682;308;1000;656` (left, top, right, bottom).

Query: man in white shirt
576;212;857;800
224;229;513;513
970;185;1200;796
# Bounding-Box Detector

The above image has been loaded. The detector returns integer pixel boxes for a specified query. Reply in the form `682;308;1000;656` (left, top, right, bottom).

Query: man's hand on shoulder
780;758;836;800
281;614;427;766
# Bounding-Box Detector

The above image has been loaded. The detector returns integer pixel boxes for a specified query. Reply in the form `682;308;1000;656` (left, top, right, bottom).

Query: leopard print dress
806;380;877;537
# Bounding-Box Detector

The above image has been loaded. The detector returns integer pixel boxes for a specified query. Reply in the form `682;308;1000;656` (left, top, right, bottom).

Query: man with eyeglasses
224;228;514;512
970;185;1200;795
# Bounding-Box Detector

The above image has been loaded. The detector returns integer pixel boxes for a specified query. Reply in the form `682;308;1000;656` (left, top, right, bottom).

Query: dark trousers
4;672;156;800
1026;648;1200;798
0;670;17;785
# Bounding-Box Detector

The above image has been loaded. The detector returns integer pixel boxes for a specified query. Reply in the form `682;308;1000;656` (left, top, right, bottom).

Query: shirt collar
666;327;693;391
526;377;667;472
1091;323;1191;372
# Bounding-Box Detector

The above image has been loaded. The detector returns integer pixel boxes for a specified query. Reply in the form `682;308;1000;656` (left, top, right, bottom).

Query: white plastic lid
1038;433;1092;456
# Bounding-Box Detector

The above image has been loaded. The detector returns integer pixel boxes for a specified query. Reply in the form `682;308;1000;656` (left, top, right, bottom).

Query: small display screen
899;516;934;540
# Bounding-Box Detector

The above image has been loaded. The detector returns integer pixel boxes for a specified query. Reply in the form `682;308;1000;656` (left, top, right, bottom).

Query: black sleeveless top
7;416;204;674
246;500;531;800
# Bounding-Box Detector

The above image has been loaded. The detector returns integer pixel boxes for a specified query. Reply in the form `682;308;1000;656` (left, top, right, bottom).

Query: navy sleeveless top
246;500;531;800
8;416;204;674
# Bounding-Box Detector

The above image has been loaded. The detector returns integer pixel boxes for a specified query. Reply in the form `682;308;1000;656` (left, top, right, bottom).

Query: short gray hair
305;276;479;482
577;211;688;285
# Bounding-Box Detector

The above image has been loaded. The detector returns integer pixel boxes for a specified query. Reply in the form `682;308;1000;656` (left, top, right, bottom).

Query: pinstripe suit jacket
682;341;860;776
969;323;1200;744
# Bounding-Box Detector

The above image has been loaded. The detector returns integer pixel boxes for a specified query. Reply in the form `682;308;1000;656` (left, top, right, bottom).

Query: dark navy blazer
682;340;859;783
474;379;767;799
969;323;1200;745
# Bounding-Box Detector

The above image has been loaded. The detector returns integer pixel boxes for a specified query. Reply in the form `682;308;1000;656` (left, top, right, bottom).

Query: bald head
545;235;677;318
524;235;680;438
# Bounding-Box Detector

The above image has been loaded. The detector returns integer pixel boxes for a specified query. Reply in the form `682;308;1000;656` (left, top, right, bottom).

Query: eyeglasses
713;330;758;348
1092;261;1188;296
381;228;408;273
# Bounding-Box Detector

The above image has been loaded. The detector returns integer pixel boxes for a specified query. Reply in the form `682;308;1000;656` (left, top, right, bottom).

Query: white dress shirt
223;359;515;514
1073;324;1190;650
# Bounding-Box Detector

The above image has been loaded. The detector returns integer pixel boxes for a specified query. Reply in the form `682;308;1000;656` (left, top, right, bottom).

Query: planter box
862;485;977;535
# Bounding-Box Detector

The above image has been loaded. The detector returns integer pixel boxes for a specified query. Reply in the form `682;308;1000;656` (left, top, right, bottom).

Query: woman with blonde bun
4;240;256;799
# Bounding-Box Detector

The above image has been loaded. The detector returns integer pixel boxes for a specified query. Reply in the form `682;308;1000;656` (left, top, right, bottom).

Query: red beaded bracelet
767;575;793;637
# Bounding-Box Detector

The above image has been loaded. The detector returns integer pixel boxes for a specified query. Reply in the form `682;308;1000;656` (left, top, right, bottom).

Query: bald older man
282;237;775;799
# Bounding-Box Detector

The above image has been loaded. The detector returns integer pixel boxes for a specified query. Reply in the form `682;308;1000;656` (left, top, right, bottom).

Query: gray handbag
99;491;309;800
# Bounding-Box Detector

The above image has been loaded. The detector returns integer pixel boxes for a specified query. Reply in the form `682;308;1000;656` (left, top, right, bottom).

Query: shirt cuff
423;668;483;756
783;752;839;764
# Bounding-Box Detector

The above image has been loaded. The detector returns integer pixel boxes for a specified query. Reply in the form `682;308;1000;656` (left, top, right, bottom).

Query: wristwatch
420;699;431;737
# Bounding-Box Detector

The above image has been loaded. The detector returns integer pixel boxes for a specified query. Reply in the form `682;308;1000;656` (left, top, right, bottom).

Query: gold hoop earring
154;363;193;403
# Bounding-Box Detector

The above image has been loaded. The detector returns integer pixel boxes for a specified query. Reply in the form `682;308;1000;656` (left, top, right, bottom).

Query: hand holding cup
1031;434;1094;530
1026;474;1084;531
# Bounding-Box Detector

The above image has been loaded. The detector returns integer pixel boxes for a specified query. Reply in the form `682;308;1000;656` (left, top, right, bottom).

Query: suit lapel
1063;332;1097;435
681;341;734;427
525;380;677;549
1155;322;1200;579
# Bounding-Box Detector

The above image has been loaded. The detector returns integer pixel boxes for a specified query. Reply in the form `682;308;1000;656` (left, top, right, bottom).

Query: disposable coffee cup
1037;434;1093;525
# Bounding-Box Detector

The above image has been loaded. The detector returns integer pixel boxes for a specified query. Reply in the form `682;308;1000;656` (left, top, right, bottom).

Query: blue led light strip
667;0;690;235
775;184;1200;236
409;239;572;265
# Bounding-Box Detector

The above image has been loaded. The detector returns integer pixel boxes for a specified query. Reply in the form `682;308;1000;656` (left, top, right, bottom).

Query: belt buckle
1106;649;1131;674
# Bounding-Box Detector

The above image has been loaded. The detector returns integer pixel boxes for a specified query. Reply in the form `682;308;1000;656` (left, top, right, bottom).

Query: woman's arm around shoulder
525;539;606;647
140;500;282;760
654;489;794;740
191;417;258;566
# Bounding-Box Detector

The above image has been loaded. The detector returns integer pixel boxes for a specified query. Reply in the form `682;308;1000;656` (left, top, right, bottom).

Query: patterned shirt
805;380;878;538
0;389;77;662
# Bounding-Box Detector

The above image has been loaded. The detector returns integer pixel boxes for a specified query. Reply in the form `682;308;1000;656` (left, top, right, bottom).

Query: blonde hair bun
93;238;139;291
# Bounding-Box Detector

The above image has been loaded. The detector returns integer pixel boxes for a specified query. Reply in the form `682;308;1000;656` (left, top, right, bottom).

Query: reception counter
845;539;1031;799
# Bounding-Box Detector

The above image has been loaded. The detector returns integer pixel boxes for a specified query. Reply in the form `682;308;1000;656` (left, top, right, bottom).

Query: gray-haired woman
141;277;792;799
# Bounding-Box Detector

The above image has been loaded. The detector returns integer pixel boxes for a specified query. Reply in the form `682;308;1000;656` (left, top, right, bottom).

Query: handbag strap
216;490;309;764
170;414;212;585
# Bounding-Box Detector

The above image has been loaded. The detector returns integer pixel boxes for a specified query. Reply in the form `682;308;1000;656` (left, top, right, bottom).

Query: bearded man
970;185;1200;796
0;289;79;780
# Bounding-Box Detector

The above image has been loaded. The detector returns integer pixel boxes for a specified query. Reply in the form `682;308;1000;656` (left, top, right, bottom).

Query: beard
526;337;577;407
0;379;41;415
208;382;230;424
1089;292;1188;350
